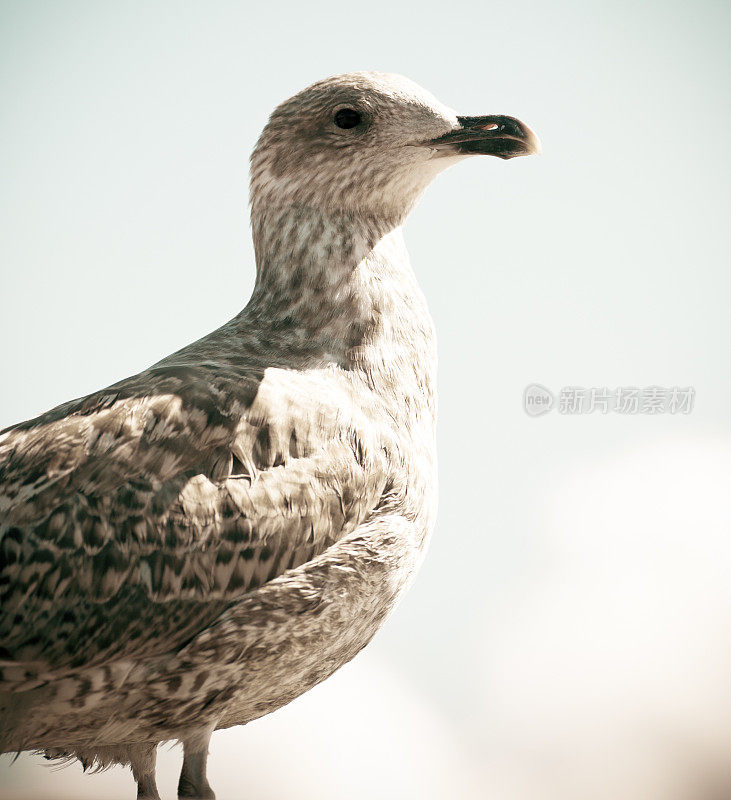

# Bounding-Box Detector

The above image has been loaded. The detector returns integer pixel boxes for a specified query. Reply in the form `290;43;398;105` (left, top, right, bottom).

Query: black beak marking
430;115;541;159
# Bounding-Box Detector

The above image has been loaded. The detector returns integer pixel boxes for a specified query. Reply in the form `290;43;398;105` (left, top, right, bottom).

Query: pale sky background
1;1;731;798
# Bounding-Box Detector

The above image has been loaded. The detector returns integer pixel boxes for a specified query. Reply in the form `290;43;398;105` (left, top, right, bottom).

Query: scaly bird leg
178;724;217;799
130;742;161;800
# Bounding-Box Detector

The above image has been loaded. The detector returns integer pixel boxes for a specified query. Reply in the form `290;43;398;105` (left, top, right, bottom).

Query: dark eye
333;108;362;129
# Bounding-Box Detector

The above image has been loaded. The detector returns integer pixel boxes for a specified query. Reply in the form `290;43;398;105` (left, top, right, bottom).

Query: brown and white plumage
0;72;538;798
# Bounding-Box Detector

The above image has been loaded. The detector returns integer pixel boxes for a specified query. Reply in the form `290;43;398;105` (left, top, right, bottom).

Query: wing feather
0;362;389;675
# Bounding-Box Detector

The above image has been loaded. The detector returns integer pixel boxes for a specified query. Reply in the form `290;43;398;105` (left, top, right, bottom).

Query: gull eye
333;108;362;129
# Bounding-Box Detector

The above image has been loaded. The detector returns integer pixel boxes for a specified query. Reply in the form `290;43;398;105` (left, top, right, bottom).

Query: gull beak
429;115;541;159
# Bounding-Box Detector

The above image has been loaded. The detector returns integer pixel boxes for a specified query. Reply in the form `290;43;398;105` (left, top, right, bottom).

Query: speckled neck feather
247;203;436;415
249;204;394;333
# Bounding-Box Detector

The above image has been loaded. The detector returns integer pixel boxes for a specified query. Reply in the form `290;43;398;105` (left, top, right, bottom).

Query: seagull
0;72;539;799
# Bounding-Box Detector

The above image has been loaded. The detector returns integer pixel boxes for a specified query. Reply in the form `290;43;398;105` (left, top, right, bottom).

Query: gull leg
130;742;161;800
178;724;217;799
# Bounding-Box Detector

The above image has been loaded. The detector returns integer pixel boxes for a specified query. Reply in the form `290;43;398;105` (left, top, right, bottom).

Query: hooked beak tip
430;115;541;159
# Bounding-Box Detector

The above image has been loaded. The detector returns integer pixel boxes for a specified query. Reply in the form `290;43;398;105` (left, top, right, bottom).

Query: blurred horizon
1;0;731;798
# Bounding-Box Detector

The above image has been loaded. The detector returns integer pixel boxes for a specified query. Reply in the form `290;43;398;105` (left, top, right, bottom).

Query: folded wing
0;362;389;677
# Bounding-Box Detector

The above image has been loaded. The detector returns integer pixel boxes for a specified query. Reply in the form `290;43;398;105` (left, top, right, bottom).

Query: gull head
250;71;540;226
